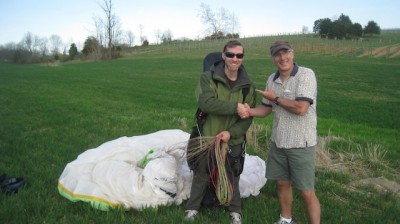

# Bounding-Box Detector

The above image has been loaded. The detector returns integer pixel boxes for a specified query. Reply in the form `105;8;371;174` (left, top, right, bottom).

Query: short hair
223;40;244;53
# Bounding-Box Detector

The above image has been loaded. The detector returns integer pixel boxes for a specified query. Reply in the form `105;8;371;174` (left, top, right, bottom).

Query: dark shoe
1;177;25;194
0;173;6;183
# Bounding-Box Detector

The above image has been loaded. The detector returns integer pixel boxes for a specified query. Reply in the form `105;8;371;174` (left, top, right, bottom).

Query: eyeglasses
273;49;293;58
224;52;244;59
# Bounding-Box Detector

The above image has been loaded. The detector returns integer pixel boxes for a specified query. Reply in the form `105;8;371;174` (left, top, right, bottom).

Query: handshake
237;88;277;119
237;103;252;119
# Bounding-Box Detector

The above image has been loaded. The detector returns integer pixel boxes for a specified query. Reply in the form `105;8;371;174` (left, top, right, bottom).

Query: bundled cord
186;136;234;206
209;137;233;206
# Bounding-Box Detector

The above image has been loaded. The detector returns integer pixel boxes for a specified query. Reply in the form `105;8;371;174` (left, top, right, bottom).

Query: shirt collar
273;63;298;81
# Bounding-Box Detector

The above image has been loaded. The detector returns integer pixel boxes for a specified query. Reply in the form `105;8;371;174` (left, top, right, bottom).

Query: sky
1;0;399;49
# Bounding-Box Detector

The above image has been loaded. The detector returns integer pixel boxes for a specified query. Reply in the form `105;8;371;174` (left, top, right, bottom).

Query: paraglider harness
187;52;249;208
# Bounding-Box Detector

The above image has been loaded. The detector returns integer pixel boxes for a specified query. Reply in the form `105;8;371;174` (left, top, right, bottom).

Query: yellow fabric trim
57;181;122;211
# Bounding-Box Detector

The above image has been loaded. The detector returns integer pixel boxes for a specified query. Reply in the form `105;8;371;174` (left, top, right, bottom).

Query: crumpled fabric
57;129;267;211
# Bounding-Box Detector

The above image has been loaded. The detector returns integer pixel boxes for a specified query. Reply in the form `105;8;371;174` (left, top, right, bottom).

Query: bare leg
277;180;293;219
301;190;320;224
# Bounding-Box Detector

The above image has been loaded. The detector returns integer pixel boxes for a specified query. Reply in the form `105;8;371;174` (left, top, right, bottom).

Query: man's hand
216;131;231;143
237;103;251;119
256;89;276;101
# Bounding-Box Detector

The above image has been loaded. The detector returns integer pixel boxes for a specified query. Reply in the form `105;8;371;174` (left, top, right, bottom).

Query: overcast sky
1;0;399;47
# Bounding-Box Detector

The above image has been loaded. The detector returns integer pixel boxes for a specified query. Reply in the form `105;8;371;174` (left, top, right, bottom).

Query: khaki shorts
266;142;316;190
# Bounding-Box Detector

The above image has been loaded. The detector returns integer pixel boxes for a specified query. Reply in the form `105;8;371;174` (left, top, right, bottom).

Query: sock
280;214;292;223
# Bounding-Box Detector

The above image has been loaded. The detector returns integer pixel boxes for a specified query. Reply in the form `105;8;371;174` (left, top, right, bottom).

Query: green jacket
195;61;256;146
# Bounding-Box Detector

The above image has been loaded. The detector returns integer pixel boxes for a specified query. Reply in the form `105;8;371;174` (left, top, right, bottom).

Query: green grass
1;34;400;223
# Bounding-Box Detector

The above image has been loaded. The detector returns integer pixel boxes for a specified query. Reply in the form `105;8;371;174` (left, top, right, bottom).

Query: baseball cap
270;40;292;56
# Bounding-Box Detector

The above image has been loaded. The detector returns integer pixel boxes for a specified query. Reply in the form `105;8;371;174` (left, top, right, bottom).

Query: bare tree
112;23;123;46
32;35;41;53
96;0;122;59
199;3;239;39
126;30;135;47
29;35;48;58
154;29;162;44
139;24;145;45
21;32;33;53
199;3;218;35
49;34;62;56
228;14;239;35
302;26;309;34
161;29;173;43
93;16;105;48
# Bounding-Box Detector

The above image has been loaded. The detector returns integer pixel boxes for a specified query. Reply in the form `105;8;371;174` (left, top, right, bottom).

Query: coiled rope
186;136;234;206
211;137;233;206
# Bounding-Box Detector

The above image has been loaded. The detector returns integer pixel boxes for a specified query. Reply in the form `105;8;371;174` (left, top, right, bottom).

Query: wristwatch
273;97;280;105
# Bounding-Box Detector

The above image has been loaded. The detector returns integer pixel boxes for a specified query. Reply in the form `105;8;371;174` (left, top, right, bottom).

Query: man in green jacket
184;40;256;224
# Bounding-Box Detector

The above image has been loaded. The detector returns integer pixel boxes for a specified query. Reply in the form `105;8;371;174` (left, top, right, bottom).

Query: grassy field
1;33;399;223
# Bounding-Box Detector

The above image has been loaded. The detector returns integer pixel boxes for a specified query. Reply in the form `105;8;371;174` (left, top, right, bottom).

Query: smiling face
273;49;294;74
222;45;244;73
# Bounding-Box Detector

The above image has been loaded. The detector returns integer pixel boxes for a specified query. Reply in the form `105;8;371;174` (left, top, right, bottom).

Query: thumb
255;89;266;95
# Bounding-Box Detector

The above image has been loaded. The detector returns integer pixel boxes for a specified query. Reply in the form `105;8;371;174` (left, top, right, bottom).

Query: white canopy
58;129;267;211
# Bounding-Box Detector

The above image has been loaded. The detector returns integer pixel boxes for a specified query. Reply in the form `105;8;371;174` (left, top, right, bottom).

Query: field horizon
1;33;399;223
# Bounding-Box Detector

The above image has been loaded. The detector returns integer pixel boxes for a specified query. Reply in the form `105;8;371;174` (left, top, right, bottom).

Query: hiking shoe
274;218;295;224
184;210;198;220
1;177;25;195
230;212;241;224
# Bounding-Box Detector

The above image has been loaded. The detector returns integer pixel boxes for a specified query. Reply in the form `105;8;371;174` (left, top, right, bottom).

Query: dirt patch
41;61;61;67
247;126;400;198
358;44;400;58
316;136;400;198
350;177;400;196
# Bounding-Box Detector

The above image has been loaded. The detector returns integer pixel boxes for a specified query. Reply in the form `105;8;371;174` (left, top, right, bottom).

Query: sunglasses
224;52;244;59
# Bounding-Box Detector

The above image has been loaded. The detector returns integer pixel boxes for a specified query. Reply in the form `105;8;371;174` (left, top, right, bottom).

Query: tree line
313;13;381;39
78;2;241;60
0;1;241;64
0;0;383;64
